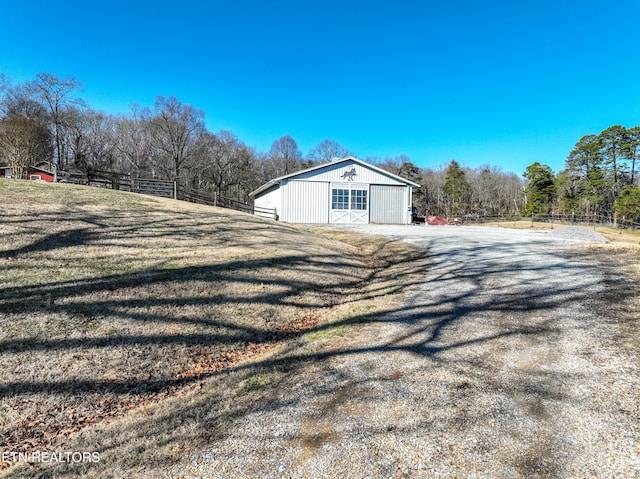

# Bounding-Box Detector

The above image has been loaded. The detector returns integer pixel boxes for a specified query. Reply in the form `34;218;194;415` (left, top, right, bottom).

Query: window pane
332;188;349;209
351;189;368;210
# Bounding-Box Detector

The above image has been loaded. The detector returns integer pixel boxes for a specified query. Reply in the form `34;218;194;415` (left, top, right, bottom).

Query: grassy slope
0;180;428;478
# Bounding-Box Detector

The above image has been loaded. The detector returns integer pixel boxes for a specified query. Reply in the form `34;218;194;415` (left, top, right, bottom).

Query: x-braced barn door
330;183;368;224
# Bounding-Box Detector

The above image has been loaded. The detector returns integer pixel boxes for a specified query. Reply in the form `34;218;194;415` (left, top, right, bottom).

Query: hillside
0;179;428;478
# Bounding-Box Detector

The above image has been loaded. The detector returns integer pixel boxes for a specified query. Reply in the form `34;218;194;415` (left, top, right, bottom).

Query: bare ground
168;225;640;478
1;182;637;478
0;181;427;478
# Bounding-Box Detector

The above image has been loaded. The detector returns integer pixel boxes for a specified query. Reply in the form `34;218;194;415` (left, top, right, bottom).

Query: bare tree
503;172;525;214
422;165;447;216
0;73;12;116
2;84;49;123
193;130;256;201
62;106;91;172
27;73;83;168
468;165;522;216
57;107;119;179
0;116;53;179
114;105;153;177
144;95;205;182
265;134;302;177
367;155;407;175
306;138;353;163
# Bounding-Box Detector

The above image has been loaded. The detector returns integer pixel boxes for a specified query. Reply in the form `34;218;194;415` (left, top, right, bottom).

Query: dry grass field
0;179;428;478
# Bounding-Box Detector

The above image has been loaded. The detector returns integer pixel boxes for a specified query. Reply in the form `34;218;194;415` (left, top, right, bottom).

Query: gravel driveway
170;225;639;478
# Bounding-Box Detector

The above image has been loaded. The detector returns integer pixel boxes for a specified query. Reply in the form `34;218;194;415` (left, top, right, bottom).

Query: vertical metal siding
254;184;282;219
282;181;329;223
370;185;406;224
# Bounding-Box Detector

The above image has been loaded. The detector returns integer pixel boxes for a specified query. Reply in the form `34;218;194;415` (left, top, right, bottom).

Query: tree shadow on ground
0;217;620;478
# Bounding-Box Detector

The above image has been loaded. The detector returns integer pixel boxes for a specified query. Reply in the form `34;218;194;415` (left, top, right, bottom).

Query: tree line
0;72;355;203
0;72;527;215
523;125;640;223
3;72;634;222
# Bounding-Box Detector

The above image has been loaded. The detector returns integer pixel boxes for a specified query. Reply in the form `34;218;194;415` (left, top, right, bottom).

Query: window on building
331;185;368;210
350;189;367;210
332;188;349;209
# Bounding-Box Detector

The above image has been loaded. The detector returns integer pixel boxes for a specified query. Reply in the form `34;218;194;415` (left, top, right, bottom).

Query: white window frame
330;183;369;223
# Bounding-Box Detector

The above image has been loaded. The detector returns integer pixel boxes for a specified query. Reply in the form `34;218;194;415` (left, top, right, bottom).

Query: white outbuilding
250;156;420;224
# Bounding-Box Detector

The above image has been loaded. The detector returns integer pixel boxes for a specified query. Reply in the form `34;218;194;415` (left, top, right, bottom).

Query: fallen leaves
177;312;323;380
177;342;276;380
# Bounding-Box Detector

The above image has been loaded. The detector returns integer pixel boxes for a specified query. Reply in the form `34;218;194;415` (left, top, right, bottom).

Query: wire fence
463;213;640;230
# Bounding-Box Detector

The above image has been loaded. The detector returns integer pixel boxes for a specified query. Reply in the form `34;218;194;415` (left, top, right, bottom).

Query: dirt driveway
171;225;639;478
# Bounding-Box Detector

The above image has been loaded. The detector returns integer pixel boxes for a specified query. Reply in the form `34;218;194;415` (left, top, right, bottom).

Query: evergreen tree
398;160;427;212
615;186;640;223
626;126;640;185
522;162;555;216
599;125;630;196
559;125;640;217
443;160;470;216
563;135;609;215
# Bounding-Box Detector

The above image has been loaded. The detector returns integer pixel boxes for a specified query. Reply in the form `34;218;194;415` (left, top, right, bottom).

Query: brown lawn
0;179;428;478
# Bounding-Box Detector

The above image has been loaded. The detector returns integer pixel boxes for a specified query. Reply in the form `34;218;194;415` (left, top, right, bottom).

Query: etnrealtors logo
1;451;101;465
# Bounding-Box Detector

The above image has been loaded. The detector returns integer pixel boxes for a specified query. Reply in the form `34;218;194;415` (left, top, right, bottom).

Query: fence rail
462;213;640;230
58;169;176;198
177;187;277;219
133;178;175;198
57;169;277;218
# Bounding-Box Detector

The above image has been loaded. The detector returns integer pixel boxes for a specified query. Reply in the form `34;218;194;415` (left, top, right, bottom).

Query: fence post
173;181;177;200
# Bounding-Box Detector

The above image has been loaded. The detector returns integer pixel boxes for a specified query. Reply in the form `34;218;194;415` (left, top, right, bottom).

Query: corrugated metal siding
254;184;281;219
370;185;406;224
282;181;329;223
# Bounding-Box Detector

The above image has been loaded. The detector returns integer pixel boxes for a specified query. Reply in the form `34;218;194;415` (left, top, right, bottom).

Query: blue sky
1;0;639;175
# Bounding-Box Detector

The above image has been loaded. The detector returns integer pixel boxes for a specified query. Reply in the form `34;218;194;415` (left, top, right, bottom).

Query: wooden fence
178;187;277;219
133;178;175;198
59;169;175;199
57;169;276;218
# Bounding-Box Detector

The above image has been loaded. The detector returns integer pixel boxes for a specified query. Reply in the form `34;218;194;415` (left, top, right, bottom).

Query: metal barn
250;157;419;224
